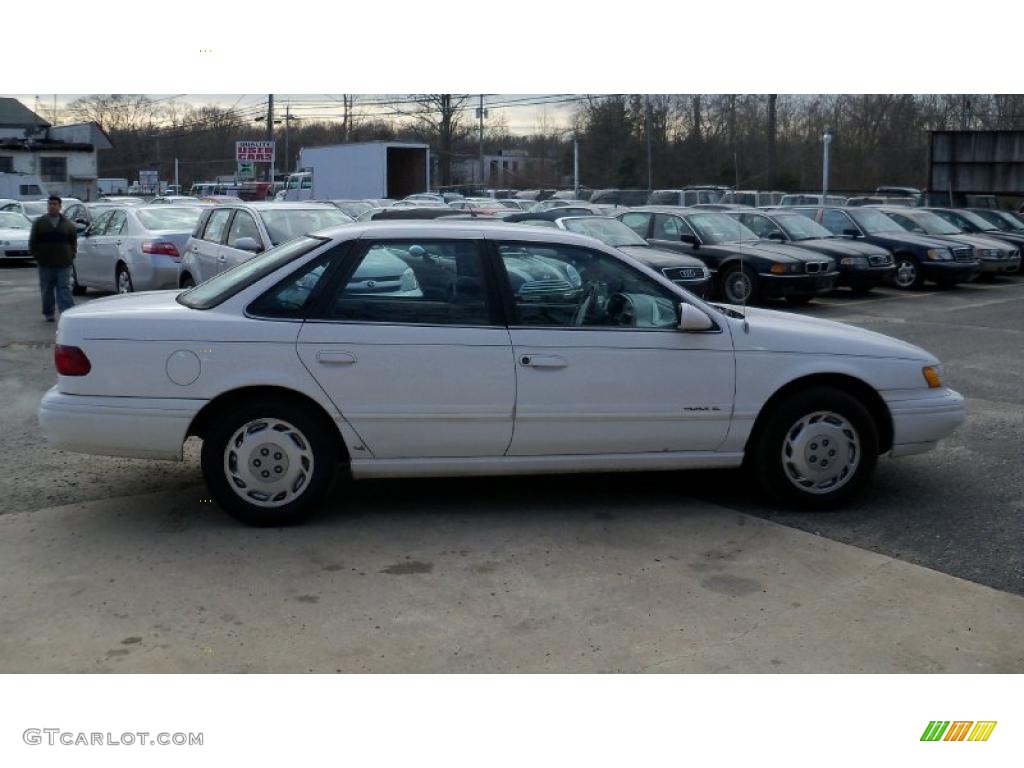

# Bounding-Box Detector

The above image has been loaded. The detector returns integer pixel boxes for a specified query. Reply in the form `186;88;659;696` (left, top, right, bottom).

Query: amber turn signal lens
922;366;942;388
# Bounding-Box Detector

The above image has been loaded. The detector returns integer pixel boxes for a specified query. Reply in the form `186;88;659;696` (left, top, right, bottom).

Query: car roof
211;201;338;210
314;219;628;246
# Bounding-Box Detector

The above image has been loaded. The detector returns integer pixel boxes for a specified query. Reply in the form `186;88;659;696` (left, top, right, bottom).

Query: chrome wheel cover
117;269;132;293
893;259;916;288
223;418;314;508
724;270;753;303
781;410;860;495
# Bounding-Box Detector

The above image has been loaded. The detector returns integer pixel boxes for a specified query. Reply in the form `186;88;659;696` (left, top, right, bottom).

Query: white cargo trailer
285;141;430;201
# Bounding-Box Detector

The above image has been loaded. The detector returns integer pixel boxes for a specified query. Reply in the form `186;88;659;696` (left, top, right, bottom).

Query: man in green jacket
29;195;78;322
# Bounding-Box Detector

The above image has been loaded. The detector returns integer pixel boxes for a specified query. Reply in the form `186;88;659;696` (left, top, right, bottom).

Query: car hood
786;238;889;257
617;244;705;269
721;304;936;362
711;241;831;263
974;230;1024;247
941;233;1015;251
0;227;31;239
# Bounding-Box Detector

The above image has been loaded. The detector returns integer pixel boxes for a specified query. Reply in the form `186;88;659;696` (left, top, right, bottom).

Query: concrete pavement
1;486;1020;673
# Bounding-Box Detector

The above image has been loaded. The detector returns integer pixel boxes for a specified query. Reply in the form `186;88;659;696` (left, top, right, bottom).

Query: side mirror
234;236;262;253
74;222;87;233
678;303;714;332
679;233;699;247
767;230;785;241
843;228;861;238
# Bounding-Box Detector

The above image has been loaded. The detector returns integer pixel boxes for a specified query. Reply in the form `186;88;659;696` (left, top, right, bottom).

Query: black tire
891;254;924;290
785;294;814;306
200;396;339;526
749;387;879;510
71;265;87;296
720;264;759;304
116;263;134;294
180;274;196;289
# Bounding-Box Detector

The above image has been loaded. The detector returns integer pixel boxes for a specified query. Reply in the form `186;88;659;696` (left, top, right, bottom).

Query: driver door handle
520;354;567;369
317;351;357;365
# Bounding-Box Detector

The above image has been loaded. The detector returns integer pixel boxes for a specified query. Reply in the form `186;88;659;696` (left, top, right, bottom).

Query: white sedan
0;211;32;259
39;222;966;526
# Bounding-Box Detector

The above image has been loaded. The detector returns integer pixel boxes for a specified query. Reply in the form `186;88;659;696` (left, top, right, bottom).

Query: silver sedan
73;205;205;294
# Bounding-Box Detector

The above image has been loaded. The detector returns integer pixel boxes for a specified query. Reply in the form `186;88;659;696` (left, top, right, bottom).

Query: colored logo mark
921;721;997;742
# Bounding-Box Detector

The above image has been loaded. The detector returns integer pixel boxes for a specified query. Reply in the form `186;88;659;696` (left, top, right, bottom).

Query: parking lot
1;262;1021;672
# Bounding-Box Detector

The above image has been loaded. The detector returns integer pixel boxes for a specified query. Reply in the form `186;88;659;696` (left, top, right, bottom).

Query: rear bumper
883;387;966;458
38;386;203;460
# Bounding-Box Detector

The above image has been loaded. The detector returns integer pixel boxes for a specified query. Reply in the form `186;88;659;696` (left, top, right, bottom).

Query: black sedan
880;208;1020;277
617;207;838;305
728;209;895;294
790;206;982;290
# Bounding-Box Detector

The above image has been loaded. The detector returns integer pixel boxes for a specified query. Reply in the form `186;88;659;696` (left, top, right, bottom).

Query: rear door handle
316;351;357;365
519;354;567;369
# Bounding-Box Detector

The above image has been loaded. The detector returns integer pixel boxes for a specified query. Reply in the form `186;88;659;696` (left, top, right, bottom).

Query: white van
0;172;48;201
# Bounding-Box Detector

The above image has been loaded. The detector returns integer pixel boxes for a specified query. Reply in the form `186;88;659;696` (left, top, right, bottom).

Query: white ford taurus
39;222;966;526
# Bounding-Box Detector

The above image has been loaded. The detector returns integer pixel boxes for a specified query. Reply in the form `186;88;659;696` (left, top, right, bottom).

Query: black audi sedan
727;209;895;294
617;207;838;305
790;206;981;290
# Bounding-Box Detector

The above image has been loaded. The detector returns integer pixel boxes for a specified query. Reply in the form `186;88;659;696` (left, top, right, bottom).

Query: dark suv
618;207;838;304
729;209;895;294
791;206;981;290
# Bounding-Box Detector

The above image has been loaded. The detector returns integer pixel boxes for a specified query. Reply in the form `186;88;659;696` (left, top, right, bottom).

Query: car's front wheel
720;264;758;304
180;274;196;289
750;387;878;509
116;264;134;294
892;255;924;289
200;397;339;526
71;265;87;296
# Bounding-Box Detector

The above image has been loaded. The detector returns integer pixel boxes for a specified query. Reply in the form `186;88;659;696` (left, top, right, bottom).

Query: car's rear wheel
750;387;878;509
116;264;134;294
180;274;196;289
721;265;758;304
71;265;87;296
892;255;924;289
200;397;339;526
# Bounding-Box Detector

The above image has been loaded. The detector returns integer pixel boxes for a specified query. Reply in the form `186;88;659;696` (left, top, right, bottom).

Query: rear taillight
54;345;91;376
142;240;180;260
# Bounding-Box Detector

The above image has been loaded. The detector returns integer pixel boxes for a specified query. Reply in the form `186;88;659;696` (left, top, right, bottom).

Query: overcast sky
11;94;580;136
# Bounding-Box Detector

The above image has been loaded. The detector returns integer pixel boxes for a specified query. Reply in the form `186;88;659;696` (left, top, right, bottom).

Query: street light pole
266;94;275;183
478;94;485;187
822;129;833;200
573;137;580;199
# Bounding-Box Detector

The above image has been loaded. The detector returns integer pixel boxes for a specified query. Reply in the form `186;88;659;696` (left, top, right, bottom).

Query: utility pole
174;157;179;193
284;103;290;175
266;94;275;182
644;95;653;191
767;94;778;188
478;94;485;187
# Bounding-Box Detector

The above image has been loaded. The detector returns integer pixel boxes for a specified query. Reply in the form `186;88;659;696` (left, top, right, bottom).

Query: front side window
653;214;686;240
619;212;652;237
105;210;128;236
736;213;781;239
322;240;491;326
685;213;758;244
203;209;232;242
888;213;926;234
498;242;678;330
89;210;114;236
227;211;262;249
848;208;903;234
821;209;855;235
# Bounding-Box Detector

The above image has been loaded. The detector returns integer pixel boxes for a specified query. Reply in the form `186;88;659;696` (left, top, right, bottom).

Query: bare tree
407;94;470;187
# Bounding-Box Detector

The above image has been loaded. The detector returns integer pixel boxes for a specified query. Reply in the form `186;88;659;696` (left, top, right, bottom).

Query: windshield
774;214;832;240
259;208;353;245
136;207;203;231
848;208;903;234
954;209;999;231
974;209;1022;231
562;217;648;247
901;211;962;235
178;236;326;309
0;212;31;229
686;212;759;244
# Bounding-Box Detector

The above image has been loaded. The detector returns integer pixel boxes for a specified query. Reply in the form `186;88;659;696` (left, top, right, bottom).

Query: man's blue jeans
38;265;74;319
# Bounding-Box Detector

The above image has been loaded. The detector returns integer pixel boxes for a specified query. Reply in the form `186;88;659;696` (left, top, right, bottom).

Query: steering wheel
606;293;636;327
572;282;600;327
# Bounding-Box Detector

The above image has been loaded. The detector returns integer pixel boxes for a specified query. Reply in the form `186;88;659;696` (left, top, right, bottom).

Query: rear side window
320;240;491;326
203;209;232;242
653;214;685;240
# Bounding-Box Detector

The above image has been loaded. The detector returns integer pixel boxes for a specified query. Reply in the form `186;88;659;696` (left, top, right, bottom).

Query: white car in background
73;205;207;294
39;222;966;526
178;202;353;287
0;210;33;259
1;197;81;220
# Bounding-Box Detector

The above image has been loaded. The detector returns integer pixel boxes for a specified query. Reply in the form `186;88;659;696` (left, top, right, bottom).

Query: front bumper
38;386;203;461
883;387;966;458
918;260;982;284
838;264;896;288
758;271;839;298
978;255;1021;274
0;246;32;259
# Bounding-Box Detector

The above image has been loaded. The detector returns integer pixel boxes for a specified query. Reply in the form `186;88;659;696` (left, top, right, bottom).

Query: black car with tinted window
617;207;838;304
728;209;895;294
790;206;981;290
929;208;1024;263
